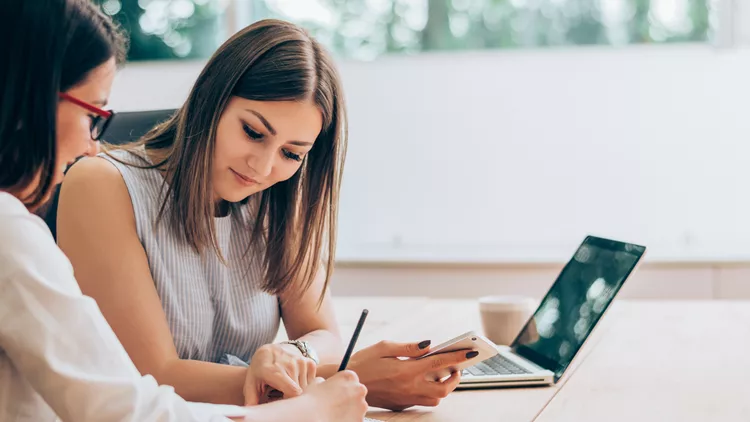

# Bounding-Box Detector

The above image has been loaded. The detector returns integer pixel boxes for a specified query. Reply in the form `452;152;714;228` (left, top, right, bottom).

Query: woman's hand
303;372;369;422
243;343;317;405
233;372;368;422
348;340;477;411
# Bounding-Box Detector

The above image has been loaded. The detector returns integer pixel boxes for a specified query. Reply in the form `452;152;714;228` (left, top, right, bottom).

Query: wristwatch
281;340;319;364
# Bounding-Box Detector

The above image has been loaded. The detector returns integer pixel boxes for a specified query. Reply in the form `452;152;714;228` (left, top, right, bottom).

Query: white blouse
0;192;247;422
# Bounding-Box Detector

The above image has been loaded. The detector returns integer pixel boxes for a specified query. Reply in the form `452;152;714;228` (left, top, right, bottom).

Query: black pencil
338;309;369;371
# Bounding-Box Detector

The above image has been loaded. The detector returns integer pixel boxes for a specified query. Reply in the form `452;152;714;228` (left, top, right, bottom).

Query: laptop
458;235;646;389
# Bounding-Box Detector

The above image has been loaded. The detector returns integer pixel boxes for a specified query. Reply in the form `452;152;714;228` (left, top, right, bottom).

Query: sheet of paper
186;402;252;420
187;401;384;422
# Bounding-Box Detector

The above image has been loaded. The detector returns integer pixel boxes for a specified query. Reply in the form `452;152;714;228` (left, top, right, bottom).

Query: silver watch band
281;340;319;364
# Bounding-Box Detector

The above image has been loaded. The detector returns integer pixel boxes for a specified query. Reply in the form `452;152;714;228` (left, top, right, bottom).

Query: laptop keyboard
463;354;531;376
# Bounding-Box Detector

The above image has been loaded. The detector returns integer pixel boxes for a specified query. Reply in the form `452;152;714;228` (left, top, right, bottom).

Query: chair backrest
42;109;177;238
104;109;176;145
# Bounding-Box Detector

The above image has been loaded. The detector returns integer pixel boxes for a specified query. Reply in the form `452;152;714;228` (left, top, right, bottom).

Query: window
99;0;718;61
97;0;229;60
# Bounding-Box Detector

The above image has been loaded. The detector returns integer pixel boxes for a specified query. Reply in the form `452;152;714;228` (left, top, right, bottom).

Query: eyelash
242;123;304;162
283;150;302;162
242;124;263;140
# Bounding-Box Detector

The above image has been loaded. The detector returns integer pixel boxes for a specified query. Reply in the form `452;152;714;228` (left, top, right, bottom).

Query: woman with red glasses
0;1;367;421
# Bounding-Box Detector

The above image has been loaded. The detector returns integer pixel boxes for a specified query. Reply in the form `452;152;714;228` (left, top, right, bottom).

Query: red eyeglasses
58;92;114;140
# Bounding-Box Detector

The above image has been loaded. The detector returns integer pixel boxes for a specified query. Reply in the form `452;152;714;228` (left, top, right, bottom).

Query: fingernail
466;351;479;359
418;340;431;349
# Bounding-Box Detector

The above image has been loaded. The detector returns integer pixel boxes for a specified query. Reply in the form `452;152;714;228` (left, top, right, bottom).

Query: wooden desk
535;301;750;422
328;297;750;422
330;297;562;422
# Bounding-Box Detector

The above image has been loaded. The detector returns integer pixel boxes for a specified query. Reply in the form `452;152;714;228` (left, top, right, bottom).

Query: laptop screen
511;236;646;382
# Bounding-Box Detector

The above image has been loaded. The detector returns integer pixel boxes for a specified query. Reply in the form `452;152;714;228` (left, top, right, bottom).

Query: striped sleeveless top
101;149;280;365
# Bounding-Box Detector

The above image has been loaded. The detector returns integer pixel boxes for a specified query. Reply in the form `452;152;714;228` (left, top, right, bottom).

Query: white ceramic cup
478;295;536;346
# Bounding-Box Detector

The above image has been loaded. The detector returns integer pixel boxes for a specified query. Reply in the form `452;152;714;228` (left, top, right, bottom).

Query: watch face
300;341;319;364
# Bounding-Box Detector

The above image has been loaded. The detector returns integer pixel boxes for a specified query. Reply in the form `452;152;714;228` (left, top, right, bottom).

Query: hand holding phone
417;331;498;380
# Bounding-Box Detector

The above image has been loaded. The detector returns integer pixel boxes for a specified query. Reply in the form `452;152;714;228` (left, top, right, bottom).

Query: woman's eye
243;124;263;140
283;150;302;162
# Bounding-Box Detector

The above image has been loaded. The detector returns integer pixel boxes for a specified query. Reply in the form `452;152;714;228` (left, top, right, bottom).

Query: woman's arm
277;266;344;364
0;195;232;421
57;157;246;405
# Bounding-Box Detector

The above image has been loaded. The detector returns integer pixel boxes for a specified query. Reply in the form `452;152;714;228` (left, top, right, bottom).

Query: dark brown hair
0;0;126;210
122;19;347;302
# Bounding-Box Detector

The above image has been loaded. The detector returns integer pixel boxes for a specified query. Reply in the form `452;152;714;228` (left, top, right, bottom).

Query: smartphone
417;331;499;380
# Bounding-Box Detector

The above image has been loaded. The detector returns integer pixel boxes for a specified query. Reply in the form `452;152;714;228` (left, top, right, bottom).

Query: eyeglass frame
58;92;114;140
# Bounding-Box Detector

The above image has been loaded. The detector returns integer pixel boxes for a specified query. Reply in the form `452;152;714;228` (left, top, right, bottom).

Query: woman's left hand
243;343;318;405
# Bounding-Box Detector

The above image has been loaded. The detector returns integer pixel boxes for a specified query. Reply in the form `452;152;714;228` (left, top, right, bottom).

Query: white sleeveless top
102;149;280;364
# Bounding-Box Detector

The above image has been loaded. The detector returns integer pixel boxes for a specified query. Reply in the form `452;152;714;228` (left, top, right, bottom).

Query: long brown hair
119;19;346;302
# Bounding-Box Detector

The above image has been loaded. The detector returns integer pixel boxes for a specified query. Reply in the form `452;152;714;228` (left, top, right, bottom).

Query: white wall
109;44;750;264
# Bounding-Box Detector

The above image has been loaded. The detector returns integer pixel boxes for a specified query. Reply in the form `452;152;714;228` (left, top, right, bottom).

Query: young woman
58;19;475;410
0;1;367;421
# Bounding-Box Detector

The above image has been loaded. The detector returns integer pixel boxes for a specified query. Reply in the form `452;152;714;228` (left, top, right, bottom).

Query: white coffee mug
478;295;536;346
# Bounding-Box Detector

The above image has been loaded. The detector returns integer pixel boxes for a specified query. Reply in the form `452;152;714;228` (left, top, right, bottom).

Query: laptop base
456;378;552;390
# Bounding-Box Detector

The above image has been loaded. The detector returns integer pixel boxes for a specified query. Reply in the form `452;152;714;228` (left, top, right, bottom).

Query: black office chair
43;109;177;238
103;109;177;145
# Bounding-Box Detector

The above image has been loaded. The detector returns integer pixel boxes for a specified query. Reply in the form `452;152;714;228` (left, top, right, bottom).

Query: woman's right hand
232;371;368;422
303;371;369;422
243;344;317;405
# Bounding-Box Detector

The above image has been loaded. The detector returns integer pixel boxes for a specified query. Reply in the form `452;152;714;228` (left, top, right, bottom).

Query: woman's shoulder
0;193;73;280
65;149;163;204
0;193;47;241
63;155;127;193
58;156;137;224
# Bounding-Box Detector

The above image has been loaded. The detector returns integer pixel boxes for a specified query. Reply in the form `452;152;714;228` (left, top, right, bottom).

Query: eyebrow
93;99;108;106
246;109;277;136
288;140;314;147
245;108;314;147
